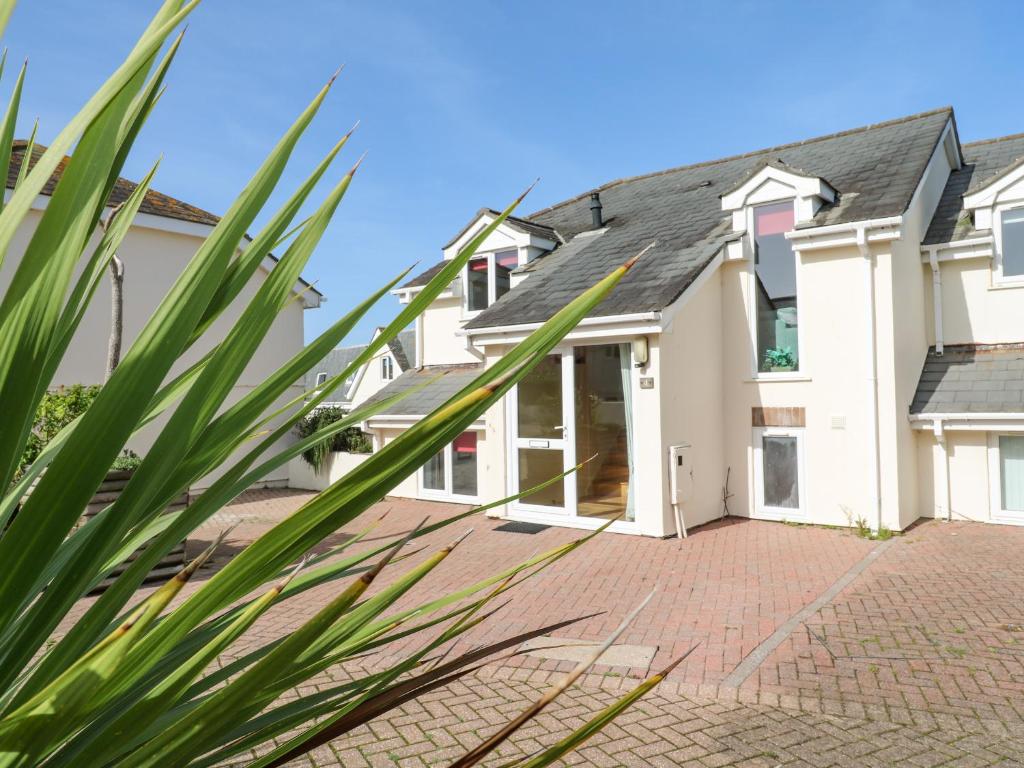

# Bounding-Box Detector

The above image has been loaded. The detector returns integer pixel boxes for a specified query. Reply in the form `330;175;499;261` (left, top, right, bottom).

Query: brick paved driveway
191;491;1024;766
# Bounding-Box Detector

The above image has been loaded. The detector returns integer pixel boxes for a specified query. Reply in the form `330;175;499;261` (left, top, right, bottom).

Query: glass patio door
509;344;634;523
510;353;573;514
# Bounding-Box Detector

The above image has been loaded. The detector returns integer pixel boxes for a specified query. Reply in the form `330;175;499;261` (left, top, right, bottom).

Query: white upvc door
508;351;575;517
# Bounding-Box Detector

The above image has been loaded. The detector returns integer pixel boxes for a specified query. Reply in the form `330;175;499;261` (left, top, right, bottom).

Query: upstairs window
466;249;519;312
753;202;799;373
1000;208;1024;279
381;356;394;381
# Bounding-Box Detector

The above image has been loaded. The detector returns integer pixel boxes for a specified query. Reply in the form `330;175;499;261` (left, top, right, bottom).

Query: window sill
746;374;811;383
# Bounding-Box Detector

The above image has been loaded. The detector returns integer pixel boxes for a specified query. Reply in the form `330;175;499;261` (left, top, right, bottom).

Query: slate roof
361;364;483;417
462;107;952;329
305;329;416;404
924;133;1024;245
911;345;1024;414
305;344;367;403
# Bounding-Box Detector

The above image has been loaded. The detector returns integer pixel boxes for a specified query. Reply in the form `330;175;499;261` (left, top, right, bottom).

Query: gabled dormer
720;159;837;232
441;208;559;316
961;156;1024;285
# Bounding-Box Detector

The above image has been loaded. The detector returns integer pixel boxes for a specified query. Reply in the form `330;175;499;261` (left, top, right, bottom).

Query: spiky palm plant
0;3;687;766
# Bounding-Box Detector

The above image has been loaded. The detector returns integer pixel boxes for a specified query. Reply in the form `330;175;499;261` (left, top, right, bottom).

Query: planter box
288;451;371;491
25;469;187;592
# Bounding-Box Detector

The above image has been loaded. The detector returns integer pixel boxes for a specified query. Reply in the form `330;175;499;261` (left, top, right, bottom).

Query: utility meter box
669;443;694;504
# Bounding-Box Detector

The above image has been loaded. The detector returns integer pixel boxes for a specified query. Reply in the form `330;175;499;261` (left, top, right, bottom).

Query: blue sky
5;1;1024;343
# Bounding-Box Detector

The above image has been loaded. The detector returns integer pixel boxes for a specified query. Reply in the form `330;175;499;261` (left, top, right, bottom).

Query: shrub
296;406;372;471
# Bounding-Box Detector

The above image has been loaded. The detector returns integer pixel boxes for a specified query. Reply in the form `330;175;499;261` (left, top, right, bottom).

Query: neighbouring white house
0;141;323;491
303;328;414;411
359;107;1024;537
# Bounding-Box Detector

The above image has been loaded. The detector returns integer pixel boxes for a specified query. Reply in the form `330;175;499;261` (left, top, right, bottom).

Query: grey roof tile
465;108;952;328
360;364;483;416
924;132;1024;245
911;345;1024;414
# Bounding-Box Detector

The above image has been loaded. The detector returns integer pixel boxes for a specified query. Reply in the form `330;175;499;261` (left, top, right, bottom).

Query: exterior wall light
632;336;649;368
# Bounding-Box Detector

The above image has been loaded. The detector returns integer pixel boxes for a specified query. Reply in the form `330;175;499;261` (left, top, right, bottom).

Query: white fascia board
463;312;662;347
365;414;486;430
12;190;323;308
963;162;1024;211
910;412;1024;431
919;236;994;263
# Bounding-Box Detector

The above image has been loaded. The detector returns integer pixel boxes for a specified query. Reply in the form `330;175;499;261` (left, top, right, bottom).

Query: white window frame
746;199;806;381
380;356;394;381
987;432;1024;524
752;426;806;521
314;371;328;387
463;247;523;317
420;431;481;503
992;205;1024;287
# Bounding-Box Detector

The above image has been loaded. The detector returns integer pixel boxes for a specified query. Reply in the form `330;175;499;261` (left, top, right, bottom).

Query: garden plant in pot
764;346;797;373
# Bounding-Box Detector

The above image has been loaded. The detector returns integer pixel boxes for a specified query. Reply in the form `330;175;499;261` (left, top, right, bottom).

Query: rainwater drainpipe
926;247;944;355
857;226;882;533
932;417;951;521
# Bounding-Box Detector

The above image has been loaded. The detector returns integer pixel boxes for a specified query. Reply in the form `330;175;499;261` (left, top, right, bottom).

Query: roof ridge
963;131;1024;149
528;106;954;219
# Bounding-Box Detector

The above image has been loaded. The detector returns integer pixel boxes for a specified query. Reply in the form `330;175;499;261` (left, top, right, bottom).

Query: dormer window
753;202;799;373
466;249;519;312
999;208;1024;279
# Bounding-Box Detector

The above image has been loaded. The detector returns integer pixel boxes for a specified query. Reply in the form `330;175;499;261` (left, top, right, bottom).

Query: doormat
493;521;550;535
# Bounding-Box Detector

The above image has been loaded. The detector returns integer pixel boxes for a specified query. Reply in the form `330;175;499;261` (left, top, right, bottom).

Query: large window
466;249;519;312
1000;209;1024;279
753;427;804;517
421;431;478;499
999;435;1024;513
753;202;799;373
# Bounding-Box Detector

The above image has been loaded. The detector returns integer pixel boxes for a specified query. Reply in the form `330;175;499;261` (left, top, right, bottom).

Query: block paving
93;489;1024;765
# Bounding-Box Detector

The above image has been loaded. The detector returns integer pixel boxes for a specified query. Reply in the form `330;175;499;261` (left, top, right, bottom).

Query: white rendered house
0;141;323;490
362;108;1024;536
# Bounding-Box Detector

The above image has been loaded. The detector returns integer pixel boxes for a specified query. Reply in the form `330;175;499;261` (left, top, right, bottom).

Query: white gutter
925;246;944;355
856;225;883;533
462;310;662;340
787;215;903;240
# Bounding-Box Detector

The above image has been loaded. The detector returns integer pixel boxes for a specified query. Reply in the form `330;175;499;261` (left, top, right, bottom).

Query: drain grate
493;521;550;535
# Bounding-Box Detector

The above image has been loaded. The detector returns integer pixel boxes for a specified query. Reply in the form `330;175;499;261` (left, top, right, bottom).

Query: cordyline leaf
0;158;158;535
0;538;219;766
504;645;700;768
0;72;336;690
118;526;429;768
28;275;413;698
0;57;26;215
448;590;657;768
12;118;35;192
0;0;195;495
51;562;307;768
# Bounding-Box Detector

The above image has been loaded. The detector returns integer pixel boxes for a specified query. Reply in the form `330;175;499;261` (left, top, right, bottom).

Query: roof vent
589;191;603;229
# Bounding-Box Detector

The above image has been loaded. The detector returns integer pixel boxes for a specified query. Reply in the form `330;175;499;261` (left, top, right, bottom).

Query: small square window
1001;209;1024;278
